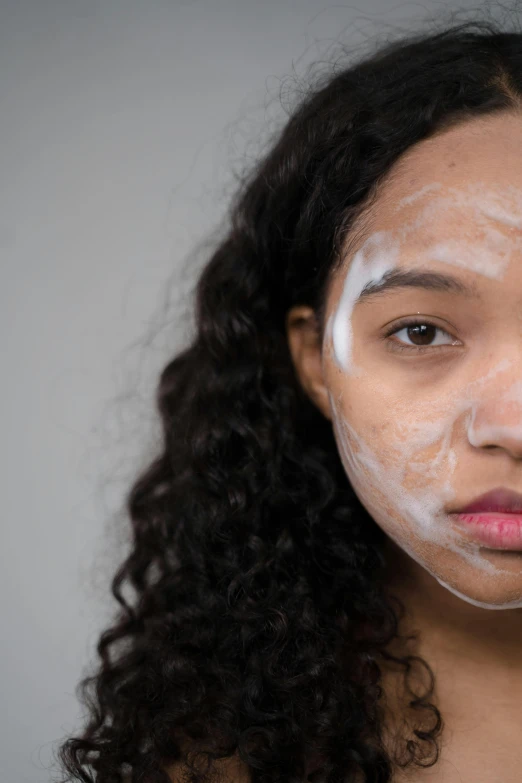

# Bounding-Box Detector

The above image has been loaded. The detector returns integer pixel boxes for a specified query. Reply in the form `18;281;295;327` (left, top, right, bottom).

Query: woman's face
288;111;522;610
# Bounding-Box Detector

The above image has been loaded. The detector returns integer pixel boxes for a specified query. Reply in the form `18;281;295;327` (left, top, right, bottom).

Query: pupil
407;324;435;345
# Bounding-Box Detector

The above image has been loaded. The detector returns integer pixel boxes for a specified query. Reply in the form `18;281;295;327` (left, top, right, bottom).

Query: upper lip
453;487;522;514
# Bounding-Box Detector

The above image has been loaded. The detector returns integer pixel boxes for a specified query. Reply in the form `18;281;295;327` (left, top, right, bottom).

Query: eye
384;319;460;352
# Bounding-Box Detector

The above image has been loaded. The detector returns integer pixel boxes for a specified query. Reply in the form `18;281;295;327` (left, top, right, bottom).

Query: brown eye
405;323;437;346
388;321;457;350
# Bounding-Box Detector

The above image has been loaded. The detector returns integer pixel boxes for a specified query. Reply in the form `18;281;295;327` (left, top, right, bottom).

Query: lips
454;487;522;514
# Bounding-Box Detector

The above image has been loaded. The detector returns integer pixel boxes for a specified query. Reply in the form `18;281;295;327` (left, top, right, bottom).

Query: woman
57;17;522;783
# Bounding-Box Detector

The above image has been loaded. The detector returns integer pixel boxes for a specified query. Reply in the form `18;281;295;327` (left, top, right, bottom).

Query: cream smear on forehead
395;181;522;230
396;183;522;279
324;184;522;610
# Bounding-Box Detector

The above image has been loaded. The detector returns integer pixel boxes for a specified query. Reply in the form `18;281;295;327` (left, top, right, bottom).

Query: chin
432;567;522;611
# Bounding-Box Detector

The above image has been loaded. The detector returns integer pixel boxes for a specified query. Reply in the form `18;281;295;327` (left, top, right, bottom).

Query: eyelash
382;318;459;353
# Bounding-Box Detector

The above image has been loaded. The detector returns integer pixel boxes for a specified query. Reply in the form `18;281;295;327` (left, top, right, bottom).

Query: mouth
453;487;522;514
449;487;522;550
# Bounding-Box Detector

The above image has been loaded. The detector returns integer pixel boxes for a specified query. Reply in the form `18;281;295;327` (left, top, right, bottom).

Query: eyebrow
355;268;481;305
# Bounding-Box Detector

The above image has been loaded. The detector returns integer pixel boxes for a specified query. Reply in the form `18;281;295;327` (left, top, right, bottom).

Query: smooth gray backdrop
1;1;503;781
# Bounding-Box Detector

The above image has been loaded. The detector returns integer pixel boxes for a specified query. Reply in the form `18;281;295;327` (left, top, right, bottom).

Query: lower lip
453;512;522;550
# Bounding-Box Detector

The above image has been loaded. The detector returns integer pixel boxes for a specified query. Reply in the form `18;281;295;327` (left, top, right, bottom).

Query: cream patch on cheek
327;387;463;557
328;366;522;611
323;185;522;609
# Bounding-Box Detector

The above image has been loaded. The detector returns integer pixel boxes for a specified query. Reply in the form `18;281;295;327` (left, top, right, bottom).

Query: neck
382;536;522;668
379;537;522;779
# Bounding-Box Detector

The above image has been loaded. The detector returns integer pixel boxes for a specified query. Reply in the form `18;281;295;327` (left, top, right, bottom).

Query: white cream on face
330;231;398;375
324;183;522;610
396;183;519;279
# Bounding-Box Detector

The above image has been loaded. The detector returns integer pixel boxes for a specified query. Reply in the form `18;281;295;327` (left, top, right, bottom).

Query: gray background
1;1;505;781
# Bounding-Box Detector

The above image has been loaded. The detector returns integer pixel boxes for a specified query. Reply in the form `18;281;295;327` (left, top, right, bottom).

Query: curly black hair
55;13;522;783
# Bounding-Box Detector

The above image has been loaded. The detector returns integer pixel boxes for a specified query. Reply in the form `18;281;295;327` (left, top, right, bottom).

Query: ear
285;305;332;421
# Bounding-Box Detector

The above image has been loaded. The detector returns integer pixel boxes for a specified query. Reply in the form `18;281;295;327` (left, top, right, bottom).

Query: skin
286;111;522;781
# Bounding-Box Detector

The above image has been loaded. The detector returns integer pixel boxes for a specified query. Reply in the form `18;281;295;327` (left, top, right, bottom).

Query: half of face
287;112;522;610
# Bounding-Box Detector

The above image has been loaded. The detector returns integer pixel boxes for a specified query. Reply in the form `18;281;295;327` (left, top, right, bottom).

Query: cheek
329;389;403;514
329;385;460;529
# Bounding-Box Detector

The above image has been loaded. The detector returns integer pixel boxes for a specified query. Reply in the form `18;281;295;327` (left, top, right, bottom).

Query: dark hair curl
56;14;522;783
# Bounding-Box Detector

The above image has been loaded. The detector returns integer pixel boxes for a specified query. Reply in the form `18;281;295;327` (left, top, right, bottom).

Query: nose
467;394;522;460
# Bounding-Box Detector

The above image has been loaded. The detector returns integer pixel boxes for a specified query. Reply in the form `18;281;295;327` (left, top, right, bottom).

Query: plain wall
1;1;499;780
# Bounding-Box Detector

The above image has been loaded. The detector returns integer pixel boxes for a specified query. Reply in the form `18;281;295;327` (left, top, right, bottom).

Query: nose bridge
466;360;522;456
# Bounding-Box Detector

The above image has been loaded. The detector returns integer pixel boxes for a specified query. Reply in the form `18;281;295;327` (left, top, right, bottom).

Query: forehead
360;112;522;250
390;185;522;281
327;114;522;314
